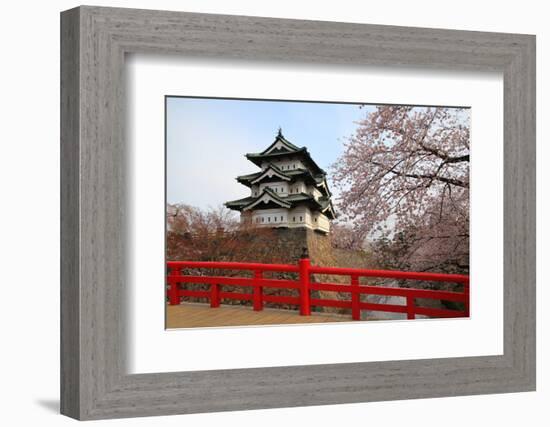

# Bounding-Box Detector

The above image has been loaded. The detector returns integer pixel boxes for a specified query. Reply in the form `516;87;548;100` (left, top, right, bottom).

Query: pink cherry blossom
332;106;469;274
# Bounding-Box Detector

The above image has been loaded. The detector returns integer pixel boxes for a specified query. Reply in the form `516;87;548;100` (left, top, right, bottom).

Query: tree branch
372;161;469;188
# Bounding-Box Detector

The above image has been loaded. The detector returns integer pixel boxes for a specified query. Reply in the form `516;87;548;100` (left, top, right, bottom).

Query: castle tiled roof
244;130;326;176
225;188;336;219
237;166;325;188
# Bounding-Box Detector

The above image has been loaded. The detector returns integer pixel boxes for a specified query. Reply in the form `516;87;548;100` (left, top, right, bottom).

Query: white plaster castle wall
307;185;323;200
248;206;330;233
251;208;288;226
288;180;306;194
258;180;289;196
253;180;310;197
314;213;331;233
287;205;309;225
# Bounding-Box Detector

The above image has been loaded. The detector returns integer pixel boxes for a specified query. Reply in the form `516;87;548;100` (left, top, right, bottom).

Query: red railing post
351;275;360;320
169;268;180;305
299;257;311;316
463;279;470;317
406;295;415;319
253;270;263;311
210;282;220;308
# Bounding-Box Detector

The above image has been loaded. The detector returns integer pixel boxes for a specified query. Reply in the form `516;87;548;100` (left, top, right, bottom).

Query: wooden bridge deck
166;303;350;329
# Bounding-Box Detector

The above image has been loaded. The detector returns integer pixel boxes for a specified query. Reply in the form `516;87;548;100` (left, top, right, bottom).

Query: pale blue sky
166;97;370;209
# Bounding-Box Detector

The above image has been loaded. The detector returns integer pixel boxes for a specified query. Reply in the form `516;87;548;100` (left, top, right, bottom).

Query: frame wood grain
60;5;536;420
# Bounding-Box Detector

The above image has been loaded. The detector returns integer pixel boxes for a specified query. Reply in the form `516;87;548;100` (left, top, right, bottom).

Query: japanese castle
225;129;335;234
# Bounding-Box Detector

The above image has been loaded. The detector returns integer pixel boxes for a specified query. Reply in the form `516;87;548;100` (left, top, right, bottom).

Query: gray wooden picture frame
60;5;536;420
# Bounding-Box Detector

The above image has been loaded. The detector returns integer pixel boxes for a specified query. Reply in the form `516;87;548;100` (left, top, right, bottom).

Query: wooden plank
166;303;349;328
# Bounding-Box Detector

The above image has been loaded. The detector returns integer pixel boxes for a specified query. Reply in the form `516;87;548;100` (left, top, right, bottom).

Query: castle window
268;217;270;222
293;164;296;169
280;216;283;221
261;217;264;223
274;217;277;222
293;216;296;222
299;216;303;221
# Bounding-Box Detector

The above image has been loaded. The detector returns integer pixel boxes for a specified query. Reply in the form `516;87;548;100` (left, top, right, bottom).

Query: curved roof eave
242;188;292;211
250;165;292;185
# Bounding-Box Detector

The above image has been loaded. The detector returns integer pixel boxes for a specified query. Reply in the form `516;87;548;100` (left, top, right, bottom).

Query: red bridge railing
166;259;470;320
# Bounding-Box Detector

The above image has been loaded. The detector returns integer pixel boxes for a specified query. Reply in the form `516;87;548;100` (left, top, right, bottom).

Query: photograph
165;97;471;328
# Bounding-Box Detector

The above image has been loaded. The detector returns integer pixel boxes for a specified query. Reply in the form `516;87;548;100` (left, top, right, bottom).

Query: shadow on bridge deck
166;303;350;329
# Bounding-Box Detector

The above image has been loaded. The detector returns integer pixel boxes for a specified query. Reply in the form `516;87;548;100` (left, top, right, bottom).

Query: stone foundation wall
271;227;309;263
269;227;335;264
269;227;349;314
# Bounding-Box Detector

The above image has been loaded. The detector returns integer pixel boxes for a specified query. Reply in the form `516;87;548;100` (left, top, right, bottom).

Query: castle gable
250;165;291;185
242;188;292;211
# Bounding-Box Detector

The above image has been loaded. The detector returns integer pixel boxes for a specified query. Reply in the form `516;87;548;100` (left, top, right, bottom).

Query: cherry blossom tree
332;106;470;273
330;223;365;251
166;204;281;263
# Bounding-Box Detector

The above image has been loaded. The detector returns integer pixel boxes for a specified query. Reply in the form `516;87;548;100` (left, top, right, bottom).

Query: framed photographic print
61;6;536;420
164;96;471;330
